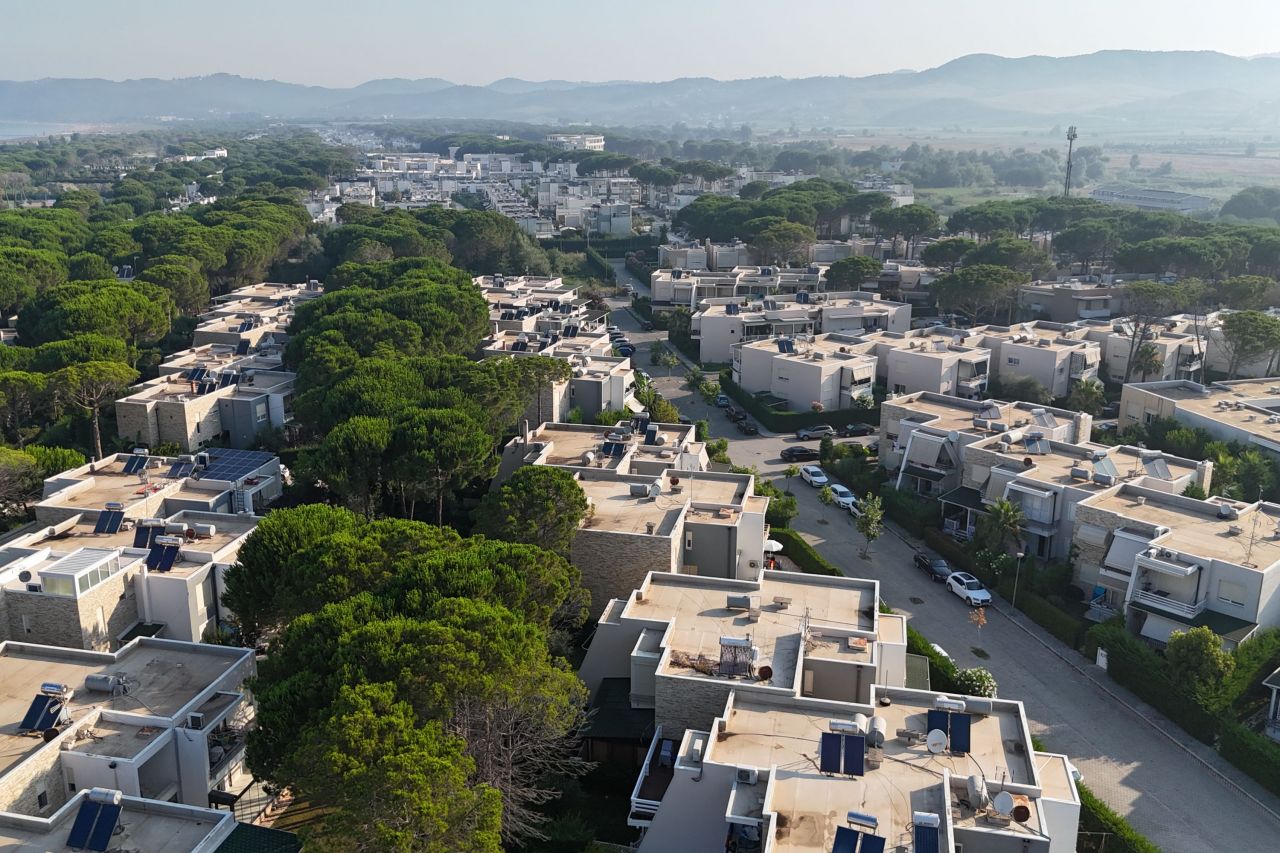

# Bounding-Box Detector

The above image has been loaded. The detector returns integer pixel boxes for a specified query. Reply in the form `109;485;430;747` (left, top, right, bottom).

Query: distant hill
5;51;1280;130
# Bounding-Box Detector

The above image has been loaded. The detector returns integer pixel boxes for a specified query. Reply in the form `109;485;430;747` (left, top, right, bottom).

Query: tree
49;361;138;459
1166;626;1234;699
964;237;1053;277
1065;378;1106;416
784;465;799;487
0;371;46;446
818;485;834;505
1217;311;1280;379
1131;343;1164;382
931;264;1026;323
0;447;41;519
738;180;769;200
1234;450;1276;501
976;498;1023;554
919;237;975;272
389;408;495;525
753;221;816;265
1213;275;1273;311
303;416;392;518
1119;281;1191;382
283;683;502;853
67;252;115;282
997;376;1052;405
824;255;882;289
855;493;884;559
1052;220;1116;273
872;203;940;256
473;467;588;558
955;667;998;698
137;261;209;315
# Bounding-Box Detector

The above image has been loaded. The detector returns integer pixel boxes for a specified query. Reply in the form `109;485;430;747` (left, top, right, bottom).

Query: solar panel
236;321;251;333
92;513;113;534
1025;438;1050;455
167;462;194;479
197;448;274;482
218;372;238;388
19;695;56;731
831;825;860;853
842;734;865;776
235;340;251;355
122;455;146;474
198;381;218;395
926;709;949;737
914;824;940;853
858;835;886;853
85;802;121;851
132;524;160;549
100;510;125;534
156;546;180;573
1093;457;1120;478
35;699;62;730
819;732;842;774
187;367;208;382
1143;456;1172;479
949;713;972;754
146;542;170;569
66;800;101;849
726;303;740;315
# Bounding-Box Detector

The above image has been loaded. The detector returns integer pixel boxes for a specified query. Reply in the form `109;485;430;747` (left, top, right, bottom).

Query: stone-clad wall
654;674;735;741
572;528;678;620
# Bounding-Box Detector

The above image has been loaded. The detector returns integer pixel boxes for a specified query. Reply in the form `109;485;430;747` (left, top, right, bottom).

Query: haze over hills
5;50;1280;131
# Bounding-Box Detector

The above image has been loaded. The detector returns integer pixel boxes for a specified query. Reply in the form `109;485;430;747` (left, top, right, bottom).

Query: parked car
946;572;992;606
641;321;654;331
677;415;693;425
838;423;874;437
780;446;821;463
796;424;836;441
930;643;955;666
724;406;746;422
616;345;636;357
828;484;856;510
715;394;731;407
914;553;952;582
607;325;621;334
866;440;879;455
800;465;829;487
736;420;759;435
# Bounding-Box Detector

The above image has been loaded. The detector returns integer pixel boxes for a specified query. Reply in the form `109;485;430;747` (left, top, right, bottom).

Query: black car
780;446;821;463
839;423;874;437
914;553;952;582
737;420;759;435
724;406;747;422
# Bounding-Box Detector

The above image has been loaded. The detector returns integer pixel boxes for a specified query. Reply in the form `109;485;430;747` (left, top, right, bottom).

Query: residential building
115;365;295;452
967;322;1101;398
1071;483;1280;648
1079;316;1207;384
157;342;286;380
0;449;280;649
481;336;638;421
658;240;753;271
475;274;607;337
495;417;768;609
577;570;1079;853
807;239;862;263
582;202;634;237
732;333;877;413
1118;378;1280;454
862;329;993;399
547;133;606;151
1089;185;1213;214
1020;279;1131;323
697;290;910;363
1264;666;1280;742
0;636;290;848
649;265;831;309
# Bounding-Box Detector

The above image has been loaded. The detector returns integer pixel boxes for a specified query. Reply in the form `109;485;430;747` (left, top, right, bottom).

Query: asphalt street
603;296;1280;852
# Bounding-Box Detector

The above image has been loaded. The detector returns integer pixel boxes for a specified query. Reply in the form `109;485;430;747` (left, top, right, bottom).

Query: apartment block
659;240;753;271
547;133;606;151
577;570;1078;853
1118;378;1280;454
582;202;634;237
967;322;1101;398
732;333;877;413
1080;316;1206;384
0;450;279;649
649;265;831;309
696;290;910;363
496;418;768;610
1072;484;1280;648
1020;279;1130;323
476;274;607;337
115;365;294;453
0;637;296;851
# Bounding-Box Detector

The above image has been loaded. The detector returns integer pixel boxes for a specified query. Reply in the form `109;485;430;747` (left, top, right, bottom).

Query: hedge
770;528;841;576
907;626;959;692
1015;589;1090;649
1219;719;1280;797
719;370;879;433
1077;783;1162;853
879;489;939;538
625;255;654;282
540;235;655;256
584;246;615;281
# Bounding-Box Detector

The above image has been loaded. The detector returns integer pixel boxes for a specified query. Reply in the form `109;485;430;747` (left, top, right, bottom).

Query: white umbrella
763;539;784;553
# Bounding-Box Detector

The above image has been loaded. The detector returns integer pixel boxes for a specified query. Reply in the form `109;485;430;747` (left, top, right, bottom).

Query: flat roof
0;641;248;776
715;692;1037;852
1084;488;1280;569
0;797;229;852
64;717;160;760
978;440;1195;493
578;479;684;536
1145;381;1280;440
626;572;876;689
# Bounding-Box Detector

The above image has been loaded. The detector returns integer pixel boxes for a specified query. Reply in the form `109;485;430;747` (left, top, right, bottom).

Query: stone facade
0;729;69;815
653;674;735;741
115;400;159;449
5;567;140;651
1071;502;1161;592
571;528;679;619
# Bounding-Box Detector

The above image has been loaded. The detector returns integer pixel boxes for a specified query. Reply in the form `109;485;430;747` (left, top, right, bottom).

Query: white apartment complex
732;333;877;413
547;133;606;151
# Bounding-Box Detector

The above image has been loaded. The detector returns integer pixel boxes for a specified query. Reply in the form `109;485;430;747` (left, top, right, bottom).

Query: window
1218;580;1247;607
254;401;269;422
67;782;76;793
1007;357;1021;366
685;532;693;550
36;791;48;810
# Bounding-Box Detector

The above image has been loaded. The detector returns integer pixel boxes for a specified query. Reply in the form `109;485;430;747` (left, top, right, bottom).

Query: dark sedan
736;420;759;435
839;423;875;437
780;446;821;463
913;553;952;582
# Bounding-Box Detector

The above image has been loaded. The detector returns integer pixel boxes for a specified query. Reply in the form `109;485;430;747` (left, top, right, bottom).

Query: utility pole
1063;126;1079;197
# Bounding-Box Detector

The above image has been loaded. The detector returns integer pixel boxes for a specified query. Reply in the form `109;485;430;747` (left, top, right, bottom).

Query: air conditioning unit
25;582;42;593
187;712;205;730
736;767;759;785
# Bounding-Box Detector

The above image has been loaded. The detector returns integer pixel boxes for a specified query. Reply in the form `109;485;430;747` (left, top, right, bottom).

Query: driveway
646;370;1280;852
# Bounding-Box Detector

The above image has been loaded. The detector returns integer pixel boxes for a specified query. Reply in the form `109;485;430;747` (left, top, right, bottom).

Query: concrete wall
802;656;870;704
146;567;213;643
577;616;645;696
571;528;678;619
683;520;733;579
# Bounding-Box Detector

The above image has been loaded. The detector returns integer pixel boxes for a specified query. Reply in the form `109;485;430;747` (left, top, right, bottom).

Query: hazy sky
5;0;1279;87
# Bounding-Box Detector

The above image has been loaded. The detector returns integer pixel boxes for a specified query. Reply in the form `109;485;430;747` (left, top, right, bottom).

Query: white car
930;643;954;666
829;484;856;511
946;572;992;607
800;465;829;487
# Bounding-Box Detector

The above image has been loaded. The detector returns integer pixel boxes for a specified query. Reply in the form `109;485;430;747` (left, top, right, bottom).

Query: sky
4;0;1280;87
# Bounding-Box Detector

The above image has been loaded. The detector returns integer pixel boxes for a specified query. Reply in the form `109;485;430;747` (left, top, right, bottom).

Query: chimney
1196;458;1214;495
1072;410;1093;441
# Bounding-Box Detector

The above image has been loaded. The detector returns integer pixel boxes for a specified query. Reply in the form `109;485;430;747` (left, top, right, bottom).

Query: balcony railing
943;518;975;541
1130;589;1207;619
208;728;248;781
629;726;673;828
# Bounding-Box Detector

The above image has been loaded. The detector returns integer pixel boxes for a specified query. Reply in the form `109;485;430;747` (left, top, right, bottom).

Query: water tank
164;522;188;535
84;674;125;694
868;715;889;748
87;788;123;806
192;523;217;538
851;713;869;736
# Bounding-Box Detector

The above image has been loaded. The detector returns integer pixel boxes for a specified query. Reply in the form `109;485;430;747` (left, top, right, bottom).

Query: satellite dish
926;729;947;754
18;570;31;583
993;791;1016;817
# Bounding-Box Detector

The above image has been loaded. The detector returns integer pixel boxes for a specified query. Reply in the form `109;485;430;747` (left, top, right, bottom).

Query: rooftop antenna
1063;126;1079;197
1246;487;1263;565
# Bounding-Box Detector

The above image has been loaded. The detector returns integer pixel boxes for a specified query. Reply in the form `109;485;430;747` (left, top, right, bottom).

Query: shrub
955;667;998;697
879;488;939;537
1077;783;1162;853
1015;589;1088;649
1219;719;1280;796
769;528;841;576
907;627;958;692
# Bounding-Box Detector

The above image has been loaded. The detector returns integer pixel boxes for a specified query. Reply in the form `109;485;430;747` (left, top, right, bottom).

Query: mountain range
5;50;1280;131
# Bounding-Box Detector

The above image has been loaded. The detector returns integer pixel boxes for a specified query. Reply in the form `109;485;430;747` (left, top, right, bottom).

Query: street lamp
1012;549;1026;611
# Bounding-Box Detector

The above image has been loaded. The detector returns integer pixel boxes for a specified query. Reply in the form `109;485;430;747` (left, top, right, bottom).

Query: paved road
604;309;1280;851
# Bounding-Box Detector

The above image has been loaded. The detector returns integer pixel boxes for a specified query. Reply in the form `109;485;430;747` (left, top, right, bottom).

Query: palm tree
1132;343;1164;382
978;498;1024;554
1066;378;1107;416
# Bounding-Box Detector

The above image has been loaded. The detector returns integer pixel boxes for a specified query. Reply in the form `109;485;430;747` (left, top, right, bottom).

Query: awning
904;465;947;482
904;433;946;467
1104;530;1152;573
1130;601;1257;645
940;487;987;514
625;398;646;414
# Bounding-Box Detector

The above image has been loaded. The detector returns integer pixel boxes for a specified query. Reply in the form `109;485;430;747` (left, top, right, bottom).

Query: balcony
629;726;675;827
208;726;248;782
943;517;975;541
1076;308;1112;320
1130;588;1207;619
